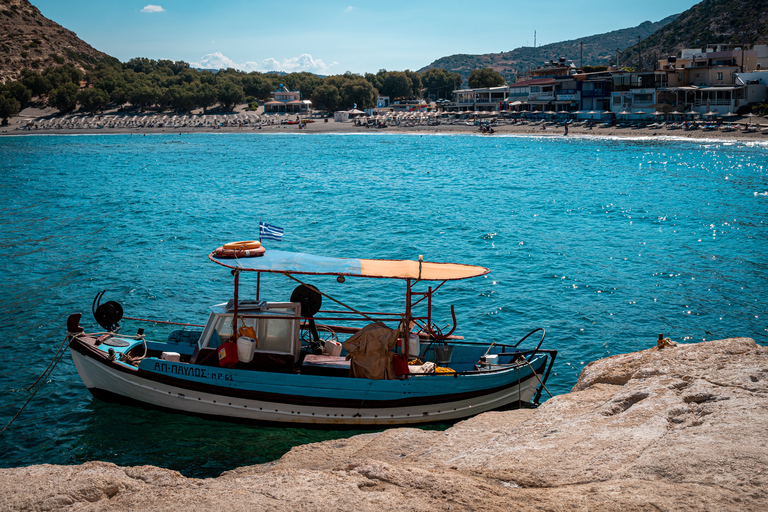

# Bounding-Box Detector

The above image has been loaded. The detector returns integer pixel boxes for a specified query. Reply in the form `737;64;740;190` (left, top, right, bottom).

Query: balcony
582;89;607;98
528;92;555;101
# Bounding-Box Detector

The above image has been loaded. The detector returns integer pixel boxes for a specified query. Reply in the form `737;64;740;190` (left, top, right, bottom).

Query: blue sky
33;0;701;74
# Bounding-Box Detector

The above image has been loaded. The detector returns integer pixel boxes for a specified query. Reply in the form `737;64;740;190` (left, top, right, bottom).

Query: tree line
0;57;508;123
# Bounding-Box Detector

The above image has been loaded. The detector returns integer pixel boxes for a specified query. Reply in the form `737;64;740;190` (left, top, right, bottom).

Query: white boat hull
71;347;545;426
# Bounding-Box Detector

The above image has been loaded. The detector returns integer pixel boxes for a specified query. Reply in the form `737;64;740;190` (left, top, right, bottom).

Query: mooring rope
523;358;553;399
1;332;79;433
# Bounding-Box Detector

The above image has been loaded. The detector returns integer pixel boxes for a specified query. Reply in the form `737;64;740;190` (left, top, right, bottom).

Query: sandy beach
3;105;768;143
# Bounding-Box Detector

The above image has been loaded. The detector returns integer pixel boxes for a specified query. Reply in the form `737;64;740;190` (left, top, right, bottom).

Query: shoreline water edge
3;108;768;144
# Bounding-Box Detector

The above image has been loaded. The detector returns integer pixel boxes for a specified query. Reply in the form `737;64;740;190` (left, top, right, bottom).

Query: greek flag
259;221;284;241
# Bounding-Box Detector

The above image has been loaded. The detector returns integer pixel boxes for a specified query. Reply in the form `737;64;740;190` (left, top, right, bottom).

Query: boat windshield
200;303;301;358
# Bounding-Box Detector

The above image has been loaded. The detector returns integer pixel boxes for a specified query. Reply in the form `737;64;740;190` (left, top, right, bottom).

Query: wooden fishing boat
67;246;556;426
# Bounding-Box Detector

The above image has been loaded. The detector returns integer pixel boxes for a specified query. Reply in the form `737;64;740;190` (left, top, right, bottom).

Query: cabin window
255;307;298;354
199;303;301;359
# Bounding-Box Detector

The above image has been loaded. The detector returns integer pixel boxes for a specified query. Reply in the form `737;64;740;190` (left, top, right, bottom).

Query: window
717;72;723;80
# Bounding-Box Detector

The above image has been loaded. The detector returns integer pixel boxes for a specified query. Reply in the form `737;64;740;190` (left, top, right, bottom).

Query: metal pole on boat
231;269;240;341
404;279;411;356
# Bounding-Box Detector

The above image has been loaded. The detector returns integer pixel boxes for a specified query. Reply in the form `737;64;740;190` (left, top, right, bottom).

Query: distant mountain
616;0;768;70
419;15;679;84
0;0;115;83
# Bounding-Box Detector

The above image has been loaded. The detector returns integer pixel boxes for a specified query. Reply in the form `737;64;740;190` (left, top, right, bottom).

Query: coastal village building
454;86;508;112
450;43;768;118
263;89;312;114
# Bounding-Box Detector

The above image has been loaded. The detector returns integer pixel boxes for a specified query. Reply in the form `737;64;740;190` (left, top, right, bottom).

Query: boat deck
300;354;350;377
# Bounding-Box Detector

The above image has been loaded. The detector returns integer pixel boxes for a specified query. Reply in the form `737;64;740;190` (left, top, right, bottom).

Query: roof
209;249;490;281
510;78;556;87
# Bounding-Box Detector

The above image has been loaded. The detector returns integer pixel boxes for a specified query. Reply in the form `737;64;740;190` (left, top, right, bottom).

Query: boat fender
223;240;261;250
214;246;266;258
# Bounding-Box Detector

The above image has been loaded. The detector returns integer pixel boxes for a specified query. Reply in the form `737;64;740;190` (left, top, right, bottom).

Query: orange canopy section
359;258;489;280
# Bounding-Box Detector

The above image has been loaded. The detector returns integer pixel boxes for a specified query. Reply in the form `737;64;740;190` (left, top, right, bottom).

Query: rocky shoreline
1;337;766;511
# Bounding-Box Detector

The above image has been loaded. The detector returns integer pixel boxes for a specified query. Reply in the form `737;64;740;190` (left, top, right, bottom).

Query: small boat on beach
67;245;556;426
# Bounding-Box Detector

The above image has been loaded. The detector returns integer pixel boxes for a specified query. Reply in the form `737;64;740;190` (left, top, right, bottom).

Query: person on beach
564;123;569;136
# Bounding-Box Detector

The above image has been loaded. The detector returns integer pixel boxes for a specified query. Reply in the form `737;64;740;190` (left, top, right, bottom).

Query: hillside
0;0;115;83
419;15;678;84
617;0;768;70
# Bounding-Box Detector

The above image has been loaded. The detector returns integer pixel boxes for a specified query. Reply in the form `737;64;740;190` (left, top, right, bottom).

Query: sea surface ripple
0;133;765;476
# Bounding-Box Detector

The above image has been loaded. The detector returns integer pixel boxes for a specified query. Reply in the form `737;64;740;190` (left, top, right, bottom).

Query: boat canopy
210;249;489;281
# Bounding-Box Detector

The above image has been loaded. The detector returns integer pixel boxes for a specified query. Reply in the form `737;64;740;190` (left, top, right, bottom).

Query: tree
168;84;196;111
77;88;109;112
216;80;245;111
421;68;462;100
5;81;32;105
110;87;127;107
242;74;273;100
49;82;79;112
311;84;341;113
404;70;422;98
127;83;159;110
0;95;21;125
340;78;377;109
195;83;217;113
21;69;51;97
468;68;505;88
379;71;411;100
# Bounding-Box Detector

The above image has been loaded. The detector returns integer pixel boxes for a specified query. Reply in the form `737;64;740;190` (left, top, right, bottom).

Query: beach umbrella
722;112;737;118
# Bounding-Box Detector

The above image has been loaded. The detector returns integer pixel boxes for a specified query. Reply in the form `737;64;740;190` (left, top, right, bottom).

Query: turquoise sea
0;132;766;477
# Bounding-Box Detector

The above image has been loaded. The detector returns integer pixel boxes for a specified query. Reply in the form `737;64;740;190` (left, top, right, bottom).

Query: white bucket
323;340;342;357
237;336;256;363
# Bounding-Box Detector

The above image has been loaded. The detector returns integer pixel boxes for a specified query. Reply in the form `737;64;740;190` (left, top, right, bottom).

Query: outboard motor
92;290;123;332
291;284;323;355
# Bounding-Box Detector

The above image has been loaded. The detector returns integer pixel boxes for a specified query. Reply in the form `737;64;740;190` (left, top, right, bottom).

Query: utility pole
616;48;620;69
580;41;583;70
638;36;642;72
534;31;536;49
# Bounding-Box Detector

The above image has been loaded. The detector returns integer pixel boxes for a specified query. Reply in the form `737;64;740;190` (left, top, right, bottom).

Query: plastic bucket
323;340;342;357
407;333;420;358
237;336;256;363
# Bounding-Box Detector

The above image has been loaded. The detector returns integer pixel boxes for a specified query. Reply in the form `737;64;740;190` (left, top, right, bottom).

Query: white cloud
140;5;165;13
344;6;356;12
191;52;337;74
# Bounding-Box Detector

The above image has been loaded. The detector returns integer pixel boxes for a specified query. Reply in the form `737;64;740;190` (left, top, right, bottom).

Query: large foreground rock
2;337;766;511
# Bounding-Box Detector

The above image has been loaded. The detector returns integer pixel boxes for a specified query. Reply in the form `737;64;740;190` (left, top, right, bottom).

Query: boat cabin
194;301;303;371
